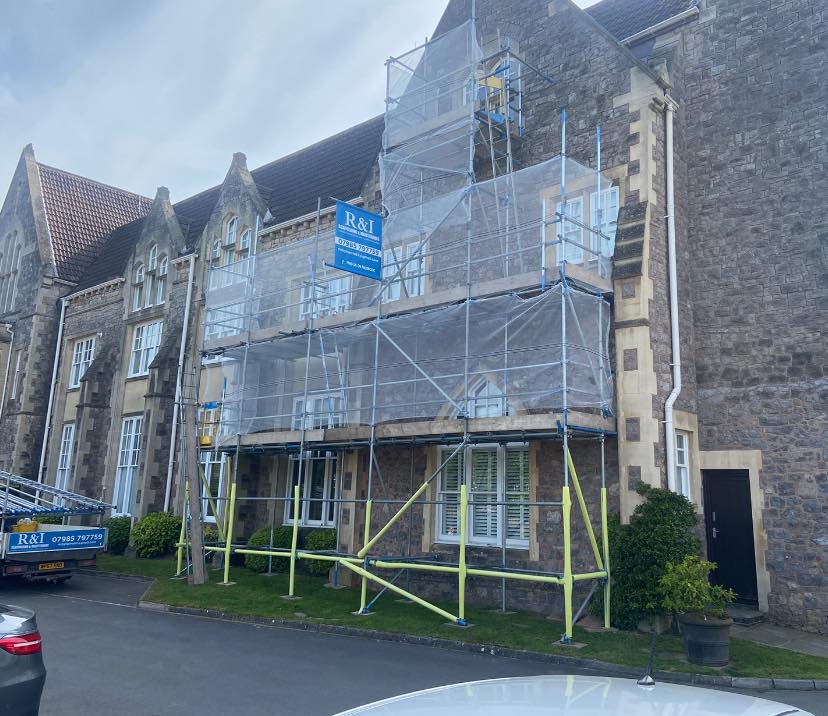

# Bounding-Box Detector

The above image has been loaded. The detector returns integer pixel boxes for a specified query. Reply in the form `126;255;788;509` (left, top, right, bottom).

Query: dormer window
225;217;238;247
132;264;145;312
466;378;509;418
148;244;158;272
239;228;251;252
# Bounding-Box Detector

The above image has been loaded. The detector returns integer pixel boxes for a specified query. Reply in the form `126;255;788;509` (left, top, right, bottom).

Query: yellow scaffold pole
288;484;300;597
219;481;237;585
358;499;373;614
566;449;604;571
458;483;468;625
562;484;573;641
176;481;188;575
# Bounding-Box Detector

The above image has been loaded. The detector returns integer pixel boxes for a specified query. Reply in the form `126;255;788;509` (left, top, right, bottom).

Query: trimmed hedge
36;515;64;525
104;516;132;555
132;512;181;558
244;526;294;573
304;528;337;576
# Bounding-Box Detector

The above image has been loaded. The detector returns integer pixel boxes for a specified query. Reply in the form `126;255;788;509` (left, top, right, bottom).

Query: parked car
334;675;815;715
0;603;46;716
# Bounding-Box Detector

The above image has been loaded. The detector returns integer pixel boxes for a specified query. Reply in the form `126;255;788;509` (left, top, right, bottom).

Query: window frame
555;197;585;263
128;320;164;377
10;350;22;400
199;450;227;523
298;275;351;320
68;335;96;389
225;217;238;247
147;244;158;272
589;187;619;257
113;415;142;516
292;393;345;430
54;422;75;493
675;430;691;498
436;443;530;549
283;452;338;528
132;264;145;312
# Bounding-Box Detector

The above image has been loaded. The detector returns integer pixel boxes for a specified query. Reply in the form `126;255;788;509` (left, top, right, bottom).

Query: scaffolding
184;18;619;642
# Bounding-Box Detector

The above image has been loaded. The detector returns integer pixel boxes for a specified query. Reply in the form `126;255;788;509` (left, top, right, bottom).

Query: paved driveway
0;574;824;715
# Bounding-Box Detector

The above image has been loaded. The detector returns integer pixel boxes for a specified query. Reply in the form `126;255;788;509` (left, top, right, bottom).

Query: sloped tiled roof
74;114;385;290
36;163;152;282
585;0;697;42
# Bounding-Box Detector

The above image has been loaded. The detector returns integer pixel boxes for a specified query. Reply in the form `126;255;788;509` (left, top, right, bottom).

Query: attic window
148;244;158;271
239;228;251;252
225;217;238;247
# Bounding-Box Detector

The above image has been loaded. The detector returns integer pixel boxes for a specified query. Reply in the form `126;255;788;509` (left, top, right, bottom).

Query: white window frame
69;336;96;388
225;217;238;247
155;272;166;305
132;264;145;312
113;416;142;516
675;430;691;498
437;444;529;548
128;320;163;377
158;255;168;277
147;244;158;272
199;451;227;523
589;187;619;257
556;197;584;263
54;423;75;493
239;228;251;252
382;243;424;302
210;239;221;261
299;275;351;320
466;378;509;418
205;302;244;340
292;393;345;430
10;350;21;400
284;452;338;528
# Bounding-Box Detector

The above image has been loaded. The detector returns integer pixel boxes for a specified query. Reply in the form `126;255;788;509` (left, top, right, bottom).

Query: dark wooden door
702;469;758;604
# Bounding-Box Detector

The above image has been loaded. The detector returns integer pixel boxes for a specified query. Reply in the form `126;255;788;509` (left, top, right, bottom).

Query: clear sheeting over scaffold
202;283;611;437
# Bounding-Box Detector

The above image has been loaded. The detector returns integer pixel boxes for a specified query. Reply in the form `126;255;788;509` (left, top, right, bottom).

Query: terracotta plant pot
679;612;733;666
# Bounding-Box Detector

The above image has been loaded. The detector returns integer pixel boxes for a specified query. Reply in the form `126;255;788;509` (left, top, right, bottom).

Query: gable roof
36;163;152;282
73;115;384;290
585;0;697;42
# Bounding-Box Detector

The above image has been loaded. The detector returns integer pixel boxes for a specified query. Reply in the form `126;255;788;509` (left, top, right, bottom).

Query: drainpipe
663;95;682;493
164;254;196;512
38;297;67;483
0;323;13;423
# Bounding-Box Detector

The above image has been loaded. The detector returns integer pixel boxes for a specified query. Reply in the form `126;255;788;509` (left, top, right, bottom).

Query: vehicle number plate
38;561;65;571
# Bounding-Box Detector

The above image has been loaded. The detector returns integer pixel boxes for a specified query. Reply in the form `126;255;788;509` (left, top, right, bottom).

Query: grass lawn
97;554;828;680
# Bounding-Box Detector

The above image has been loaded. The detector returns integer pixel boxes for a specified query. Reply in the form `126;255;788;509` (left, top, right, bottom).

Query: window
405;243;425;297
129;321;163;377
239;228;251;252
147;244;158;272
437;444;529;547
284;452;337;527
467;378;508;418
225;217;238;246
54;423;75;492
589;187;619;257
382;243;425;302
113;416;142;515
156;257;168;304
210;240;222;261
0;244;21;313
10;350;22;400
69;336;96;388
132;264;145;312
556;197;584;263
299;276;351;320
675;430;690;498
205;302;244;340
199;451;227;523
293;393;345;430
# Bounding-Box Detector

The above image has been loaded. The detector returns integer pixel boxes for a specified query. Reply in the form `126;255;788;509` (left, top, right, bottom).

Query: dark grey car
0;603;46;716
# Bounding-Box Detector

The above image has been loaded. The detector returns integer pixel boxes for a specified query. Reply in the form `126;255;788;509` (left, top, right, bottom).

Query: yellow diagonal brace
566;449;604;571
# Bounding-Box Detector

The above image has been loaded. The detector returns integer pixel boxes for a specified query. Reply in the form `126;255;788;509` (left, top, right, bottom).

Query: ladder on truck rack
0;471;112;519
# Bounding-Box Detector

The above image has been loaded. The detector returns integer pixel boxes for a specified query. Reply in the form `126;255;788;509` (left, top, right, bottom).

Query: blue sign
7;528;107;554
333;202;383;280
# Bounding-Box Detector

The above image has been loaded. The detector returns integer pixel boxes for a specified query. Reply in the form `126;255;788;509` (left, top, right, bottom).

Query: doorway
702;469;758;604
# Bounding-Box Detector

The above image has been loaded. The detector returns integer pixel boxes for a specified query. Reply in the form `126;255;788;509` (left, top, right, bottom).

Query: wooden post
184;398;207;585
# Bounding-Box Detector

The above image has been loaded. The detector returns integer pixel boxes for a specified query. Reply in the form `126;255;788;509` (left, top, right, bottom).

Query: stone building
0;0;824;633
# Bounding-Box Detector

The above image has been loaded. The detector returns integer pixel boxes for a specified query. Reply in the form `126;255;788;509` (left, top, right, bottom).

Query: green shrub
595;483;700;630
103;516;132;555
661;555;735;619
132;512;181;558
304;528;337;576
244;526;294;573
36;515;64;525
203;525;220;545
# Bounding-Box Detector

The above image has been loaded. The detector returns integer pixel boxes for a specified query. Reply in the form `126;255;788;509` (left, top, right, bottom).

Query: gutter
38;297;67;483
0;323;13;423
163;253;197;512
621;6;700;46
663;96;682;493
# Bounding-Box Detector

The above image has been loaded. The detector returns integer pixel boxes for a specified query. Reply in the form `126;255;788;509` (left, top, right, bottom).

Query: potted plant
660;555;736;666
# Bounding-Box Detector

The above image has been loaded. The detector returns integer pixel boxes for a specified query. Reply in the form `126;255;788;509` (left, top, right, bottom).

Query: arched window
132;263;145;312
466;378;508;418
225;217;238;247
239;228;251;252
156;256;168;304
210;239;221;261
8;245;20;311
147;244;158;271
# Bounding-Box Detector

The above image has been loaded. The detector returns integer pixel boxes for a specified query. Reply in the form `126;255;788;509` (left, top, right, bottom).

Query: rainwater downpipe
38;297;67;483
663;95;682;493
0;323;13;423
164;254;196;512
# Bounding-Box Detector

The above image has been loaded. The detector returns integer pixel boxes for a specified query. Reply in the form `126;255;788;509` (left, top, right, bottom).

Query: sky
0;0;598;203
